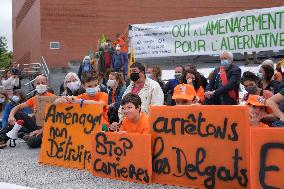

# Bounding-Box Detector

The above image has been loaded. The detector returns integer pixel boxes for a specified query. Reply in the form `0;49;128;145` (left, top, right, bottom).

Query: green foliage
0;36;12;69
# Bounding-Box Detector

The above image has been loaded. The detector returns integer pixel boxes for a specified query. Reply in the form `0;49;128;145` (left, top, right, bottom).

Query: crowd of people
0;49;284;149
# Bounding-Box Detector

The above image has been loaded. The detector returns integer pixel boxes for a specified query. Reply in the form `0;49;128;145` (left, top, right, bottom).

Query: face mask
11;95;20;103
67;81;80;92
257;72;264;80
83;59;90;64
221;59;230;66
36;84;47;94
146;74;152;79
86;86;100;96
245;85;257;94
174;73;182;80
0;98;5;104
107;80;116;87
130;72;140;82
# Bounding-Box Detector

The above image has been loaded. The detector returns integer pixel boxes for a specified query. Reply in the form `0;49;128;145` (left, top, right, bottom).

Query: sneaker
0;140;7;149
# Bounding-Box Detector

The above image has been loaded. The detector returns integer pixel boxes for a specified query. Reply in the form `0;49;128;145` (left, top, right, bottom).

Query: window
50;42;60;49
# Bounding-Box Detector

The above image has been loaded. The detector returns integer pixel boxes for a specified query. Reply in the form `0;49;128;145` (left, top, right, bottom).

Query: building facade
13;0;284;68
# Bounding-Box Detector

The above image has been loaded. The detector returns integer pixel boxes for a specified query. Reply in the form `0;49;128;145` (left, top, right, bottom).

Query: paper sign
35;96;60;127
39;103;103;170
91;132;152;184
149;105;250;189
251;128;284;189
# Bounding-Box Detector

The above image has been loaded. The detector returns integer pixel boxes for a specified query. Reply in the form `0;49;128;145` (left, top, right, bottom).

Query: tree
0;36;13;69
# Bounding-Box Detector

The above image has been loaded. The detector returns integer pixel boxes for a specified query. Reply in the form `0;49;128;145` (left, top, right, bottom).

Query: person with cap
205;51;241;105
246;95;271;128
172;84;199;105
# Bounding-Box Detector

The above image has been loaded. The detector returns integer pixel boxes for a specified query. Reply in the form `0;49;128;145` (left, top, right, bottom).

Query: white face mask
0;98;5;104
86;86;100;96
11;95;20;103
36;84;47;94
107;80;116;87
67;81;80;92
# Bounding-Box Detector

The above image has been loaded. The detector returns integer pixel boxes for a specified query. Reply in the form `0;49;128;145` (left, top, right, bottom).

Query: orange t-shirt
77;92;109;125
119;113;150;134
25;92;54;109
196;86;205;103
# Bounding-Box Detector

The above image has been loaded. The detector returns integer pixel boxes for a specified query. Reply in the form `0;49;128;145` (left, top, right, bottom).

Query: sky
0;0;12;51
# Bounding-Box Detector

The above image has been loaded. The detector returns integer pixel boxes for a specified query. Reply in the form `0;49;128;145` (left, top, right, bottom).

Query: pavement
0;140;187;189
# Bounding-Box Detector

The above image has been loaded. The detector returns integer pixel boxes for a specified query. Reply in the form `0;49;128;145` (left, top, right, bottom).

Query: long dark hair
183;68;201;90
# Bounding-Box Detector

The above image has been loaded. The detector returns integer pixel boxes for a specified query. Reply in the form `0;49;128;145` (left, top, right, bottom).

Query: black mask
130;72;140;82
245;85;257;94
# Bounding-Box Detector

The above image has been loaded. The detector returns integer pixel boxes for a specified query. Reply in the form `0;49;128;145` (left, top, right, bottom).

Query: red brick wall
13;0;41;65
13;0;284;68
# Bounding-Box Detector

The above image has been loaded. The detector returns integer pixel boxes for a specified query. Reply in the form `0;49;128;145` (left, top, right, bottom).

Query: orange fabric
115;35;128;53
119;113;150;134
77;92;109;125
196;86;205;103
172;84;196;100
245;95;272;113
220;66;237;100
25;92;54;109
259;122;269;128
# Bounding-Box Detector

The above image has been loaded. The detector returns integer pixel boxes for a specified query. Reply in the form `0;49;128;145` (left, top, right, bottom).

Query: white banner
129;6;284;58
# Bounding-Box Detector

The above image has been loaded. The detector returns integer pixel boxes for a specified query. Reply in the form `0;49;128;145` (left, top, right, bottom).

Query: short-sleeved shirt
77;92;109;125
25;92;54;109
119;112;150;134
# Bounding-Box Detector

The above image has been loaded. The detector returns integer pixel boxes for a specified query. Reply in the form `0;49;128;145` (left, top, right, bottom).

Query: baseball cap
245;95;272;113
172;84;197;101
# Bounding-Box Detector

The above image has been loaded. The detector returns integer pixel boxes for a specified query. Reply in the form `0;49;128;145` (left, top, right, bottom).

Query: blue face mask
86;86;100;96
221;59;230;66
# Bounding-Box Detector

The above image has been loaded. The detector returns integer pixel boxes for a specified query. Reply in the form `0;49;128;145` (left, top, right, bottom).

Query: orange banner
251;128;284;189
91;132;152;184
149;105;250;189
39;103;103;170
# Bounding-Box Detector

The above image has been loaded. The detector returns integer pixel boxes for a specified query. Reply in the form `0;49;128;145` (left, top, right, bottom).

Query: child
172;84;199;105
246;95;271;128
110;93;149;134
55;74;109;130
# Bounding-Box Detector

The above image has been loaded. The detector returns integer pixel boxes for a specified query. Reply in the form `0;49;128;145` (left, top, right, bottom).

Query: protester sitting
258;61;280;94
1;90;30;129
183;68;205;103
163;65;185;105
110;93;149;134
1;69;20;98
241;71;273;102
60;72;82;96
246;95;271;128
0;90;9;118
107;72;126;124
146;66;164;88
0;75;54;149
205;51;241;105
172;84;199;105
55;74;109;130
120;62;164;117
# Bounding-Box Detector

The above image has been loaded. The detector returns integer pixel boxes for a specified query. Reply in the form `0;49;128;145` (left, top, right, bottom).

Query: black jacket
205;64;241;105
